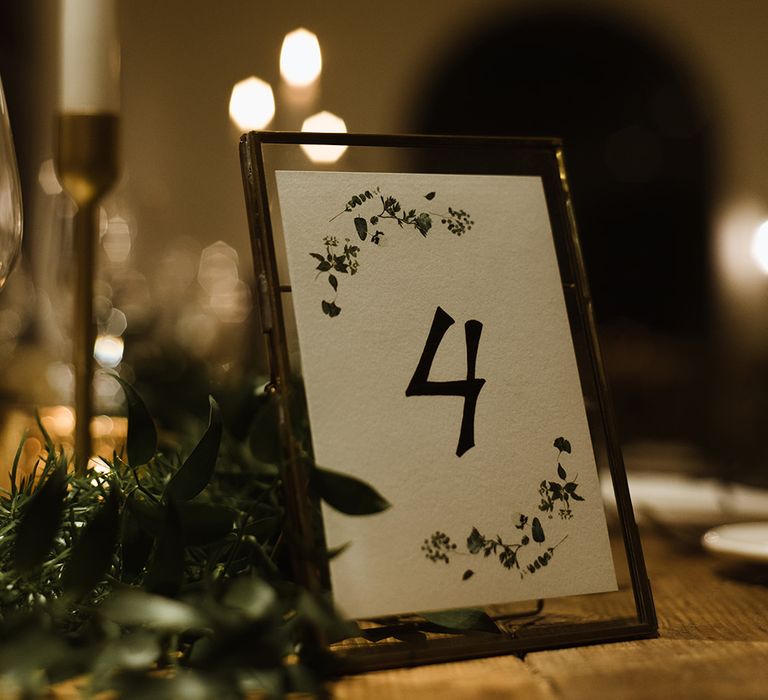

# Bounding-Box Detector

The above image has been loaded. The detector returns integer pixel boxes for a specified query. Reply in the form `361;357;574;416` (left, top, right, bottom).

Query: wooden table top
331;530;768;699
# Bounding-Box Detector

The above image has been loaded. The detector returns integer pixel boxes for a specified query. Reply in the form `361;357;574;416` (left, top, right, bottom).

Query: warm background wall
3;0;768;471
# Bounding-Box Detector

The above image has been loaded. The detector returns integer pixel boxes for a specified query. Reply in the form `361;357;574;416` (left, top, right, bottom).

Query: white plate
702;522;768;563
601;472;768;527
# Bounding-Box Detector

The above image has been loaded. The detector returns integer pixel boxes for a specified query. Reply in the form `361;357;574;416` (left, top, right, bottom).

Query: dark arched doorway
415;8;716;447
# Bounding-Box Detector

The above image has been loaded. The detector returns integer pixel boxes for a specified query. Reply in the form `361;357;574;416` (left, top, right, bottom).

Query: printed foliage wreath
422;437;585;582
309;187;474;317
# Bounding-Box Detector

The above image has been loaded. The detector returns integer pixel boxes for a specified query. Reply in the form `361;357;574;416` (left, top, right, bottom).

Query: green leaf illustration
467;527;484;554
13;465;68;574
321;300;341;317
328;274;338;291
414;212;432;236
165;397;222;502
113;375;158;468
425;437;583;578
313;466;391;515
316;187;472;316
553;436;571;454
354;216;368;241
462;569;474;581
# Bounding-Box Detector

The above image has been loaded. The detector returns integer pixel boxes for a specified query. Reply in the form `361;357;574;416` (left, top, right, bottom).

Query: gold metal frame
239;131;657;672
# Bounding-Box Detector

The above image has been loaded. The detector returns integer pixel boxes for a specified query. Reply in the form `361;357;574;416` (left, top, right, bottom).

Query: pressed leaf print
310;187;474;316
421;438;584;581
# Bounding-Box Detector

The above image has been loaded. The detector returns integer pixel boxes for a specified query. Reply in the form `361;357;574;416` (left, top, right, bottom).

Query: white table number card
274;169;618;619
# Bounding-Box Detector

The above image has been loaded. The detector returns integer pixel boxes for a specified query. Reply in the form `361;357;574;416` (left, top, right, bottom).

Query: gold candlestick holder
55;113;119;474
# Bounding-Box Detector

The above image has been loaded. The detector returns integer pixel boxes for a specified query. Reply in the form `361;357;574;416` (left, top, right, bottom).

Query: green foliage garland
0;380;389;698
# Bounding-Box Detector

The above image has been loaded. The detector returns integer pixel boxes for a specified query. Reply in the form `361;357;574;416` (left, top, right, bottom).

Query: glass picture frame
239;131;657;672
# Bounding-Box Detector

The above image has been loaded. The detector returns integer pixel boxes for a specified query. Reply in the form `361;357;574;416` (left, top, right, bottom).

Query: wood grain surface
331;532;768;699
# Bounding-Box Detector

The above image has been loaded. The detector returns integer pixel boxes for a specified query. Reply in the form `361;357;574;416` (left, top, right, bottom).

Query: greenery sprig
0;378;390;698
312;187;474;317
538;437;584;519
422;437;583;582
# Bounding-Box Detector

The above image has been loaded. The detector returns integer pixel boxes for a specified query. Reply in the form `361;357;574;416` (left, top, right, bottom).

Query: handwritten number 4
405;306;485;457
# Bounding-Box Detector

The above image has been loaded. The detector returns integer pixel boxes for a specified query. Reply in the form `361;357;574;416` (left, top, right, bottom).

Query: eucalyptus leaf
181;503;236;545
102;590;207;631
13;464;67;574
144;499;185;597
113;375;158;467
127;495;234;546
125;491;161;535
60;484;120;598
0;627;72;677
120;499;154;583
165;396;222;502
222;577;276;620
313;466;391;515
421;608;498;633
91;631;161;679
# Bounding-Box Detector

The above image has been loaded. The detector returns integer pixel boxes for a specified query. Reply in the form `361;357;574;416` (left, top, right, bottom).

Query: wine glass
0;74;22;290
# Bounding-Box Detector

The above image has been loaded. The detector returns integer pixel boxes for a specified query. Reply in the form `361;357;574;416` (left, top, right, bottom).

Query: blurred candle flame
280;28;322;87
228;76;275;131
751;220;768;275
301;111;347;163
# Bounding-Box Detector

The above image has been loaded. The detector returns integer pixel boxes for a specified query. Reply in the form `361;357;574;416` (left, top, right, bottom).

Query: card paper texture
275;170;617;619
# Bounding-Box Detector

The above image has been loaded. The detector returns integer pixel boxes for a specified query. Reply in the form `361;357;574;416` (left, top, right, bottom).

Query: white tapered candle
60;0;120;112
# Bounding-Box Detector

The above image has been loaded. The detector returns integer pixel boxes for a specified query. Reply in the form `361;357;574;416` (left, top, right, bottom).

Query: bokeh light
280;28;322;87
300;111;348;163
751;220;768;274
229;76;275;130
94;334;124;368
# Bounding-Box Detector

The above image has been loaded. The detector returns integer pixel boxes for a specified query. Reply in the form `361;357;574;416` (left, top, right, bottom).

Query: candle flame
301;111;348;163
280;28;322;87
